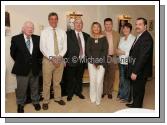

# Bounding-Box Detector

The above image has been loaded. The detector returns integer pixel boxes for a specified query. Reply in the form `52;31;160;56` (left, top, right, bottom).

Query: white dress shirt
40;26;67;59
75;30;85;58
118;34;136;65
24;34;33;55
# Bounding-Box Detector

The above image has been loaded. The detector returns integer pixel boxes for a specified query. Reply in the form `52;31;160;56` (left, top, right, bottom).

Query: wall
5;5;155;93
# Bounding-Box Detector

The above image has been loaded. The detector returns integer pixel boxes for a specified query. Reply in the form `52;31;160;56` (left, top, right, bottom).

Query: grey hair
21;21;34;33
74;18;83;24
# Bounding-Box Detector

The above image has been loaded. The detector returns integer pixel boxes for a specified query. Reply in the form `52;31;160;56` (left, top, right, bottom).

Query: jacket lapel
132;30;147;49
130;31;147;55
21;34;31;56
31;35;35;55
72;30;80;48
83;32;87;45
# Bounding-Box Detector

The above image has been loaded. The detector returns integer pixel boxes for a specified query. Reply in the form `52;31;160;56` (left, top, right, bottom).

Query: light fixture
118;15;131;20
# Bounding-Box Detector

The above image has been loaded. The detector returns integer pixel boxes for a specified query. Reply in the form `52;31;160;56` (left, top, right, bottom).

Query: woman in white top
116;23;136;102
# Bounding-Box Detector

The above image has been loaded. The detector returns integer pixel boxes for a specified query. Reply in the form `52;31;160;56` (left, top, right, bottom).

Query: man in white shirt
40;12;67;110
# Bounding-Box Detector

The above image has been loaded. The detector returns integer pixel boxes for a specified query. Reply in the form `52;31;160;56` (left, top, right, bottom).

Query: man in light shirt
40;12;67;110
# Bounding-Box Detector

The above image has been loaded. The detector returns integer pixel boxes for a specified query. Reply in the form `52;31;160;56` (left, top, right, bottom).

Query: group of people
10;12;153;113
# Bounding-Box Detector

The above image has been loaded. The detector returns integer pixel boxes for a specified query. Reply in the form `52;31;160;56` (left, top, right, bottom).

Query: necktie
77;32;83;58
26;39;30;52
53;29;59;55
132;37;137;48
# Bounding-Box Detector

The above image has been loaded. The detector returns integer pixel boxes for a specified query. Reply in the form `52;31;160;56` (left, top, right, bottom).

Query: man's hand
51;56;63;68
94;64;100;69
131;72;137;80
54;63;60;68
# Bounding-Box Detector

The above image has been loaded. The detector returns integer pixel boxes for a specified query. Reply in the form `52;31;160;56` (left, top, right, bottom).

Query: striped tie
53;29;59;55
26;39;30;52
77;32;83;58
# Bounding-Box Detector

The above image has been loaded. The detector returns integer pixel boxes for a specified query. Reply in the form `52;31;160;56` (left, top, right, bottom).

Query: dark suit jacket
128;30;153;78
65;30;90;67
10;34;43;76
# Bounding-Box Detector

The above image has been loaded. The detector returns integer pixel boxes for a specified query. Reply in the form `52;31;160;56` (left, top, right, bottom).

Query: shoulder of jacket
83;32;90;36
32;34;40;38
112;30;119;34
12;34;23;39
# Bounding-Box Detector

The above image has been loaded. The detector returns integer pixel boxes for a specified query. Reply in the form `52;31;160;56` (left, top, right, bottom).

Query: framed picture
5;11;10;27
66;12;83;31
5;11;11;36
148;19;154;31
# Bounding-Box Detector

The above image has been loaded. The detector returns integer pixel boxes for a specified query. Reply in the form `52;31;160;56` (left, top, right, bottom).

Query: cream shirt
40;26;67;59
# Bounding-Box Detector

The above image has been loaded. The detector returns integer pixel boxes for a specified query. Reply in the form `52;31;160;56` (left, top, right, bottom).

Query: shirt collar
75;30;82;35
137;30;146;39
124;34;132;40
128;34;132;39
24;34;31;40
49;26;57;31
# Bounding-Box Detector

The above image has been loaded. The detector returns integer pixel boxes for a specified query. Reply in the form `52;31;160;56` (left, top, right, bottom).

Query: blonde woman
86;22;108;105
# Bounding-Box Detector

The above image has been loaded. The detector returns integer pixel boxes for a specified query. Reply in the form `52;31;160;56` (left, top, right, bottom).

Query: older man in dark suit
126;17;153;108
10;21;43;113
64;18;90;101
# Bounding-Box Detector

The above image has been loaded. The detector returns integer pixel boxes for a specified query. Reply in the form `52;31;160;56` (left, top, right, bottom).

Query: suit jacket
127;30;153;78
112;30;120;55
103;30;120;55
10;34;43;76
65;30;90;67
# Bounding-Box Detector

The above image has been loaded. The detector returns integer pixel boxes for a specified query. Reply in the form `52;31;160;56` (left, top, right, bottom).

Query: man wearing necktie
64;18;90;101
40;12;67;110
126;18;153;108
10;21;43;113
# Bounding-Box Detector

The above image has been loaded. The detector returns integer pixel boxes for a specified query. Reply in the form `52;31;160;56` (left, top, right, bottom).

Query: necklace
95;38;98;43
93;35;99;43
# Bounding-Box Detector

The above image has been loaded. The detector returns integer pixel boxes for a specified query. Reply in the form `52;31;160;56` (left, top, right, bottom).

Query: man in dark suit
10;21;43;113
64;18;90;101
126;18;153;108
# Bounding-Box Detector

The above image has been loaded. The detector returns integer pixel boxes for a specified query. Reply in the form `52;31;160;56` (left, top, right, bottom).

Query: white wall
5;5;155;93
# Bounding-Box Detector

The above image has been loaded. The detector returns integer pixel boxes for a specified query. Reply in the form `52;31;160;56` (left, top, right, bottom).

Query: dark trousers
131;76;147;107
16;71;40;105
103;61;116;95
65;63;85;97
